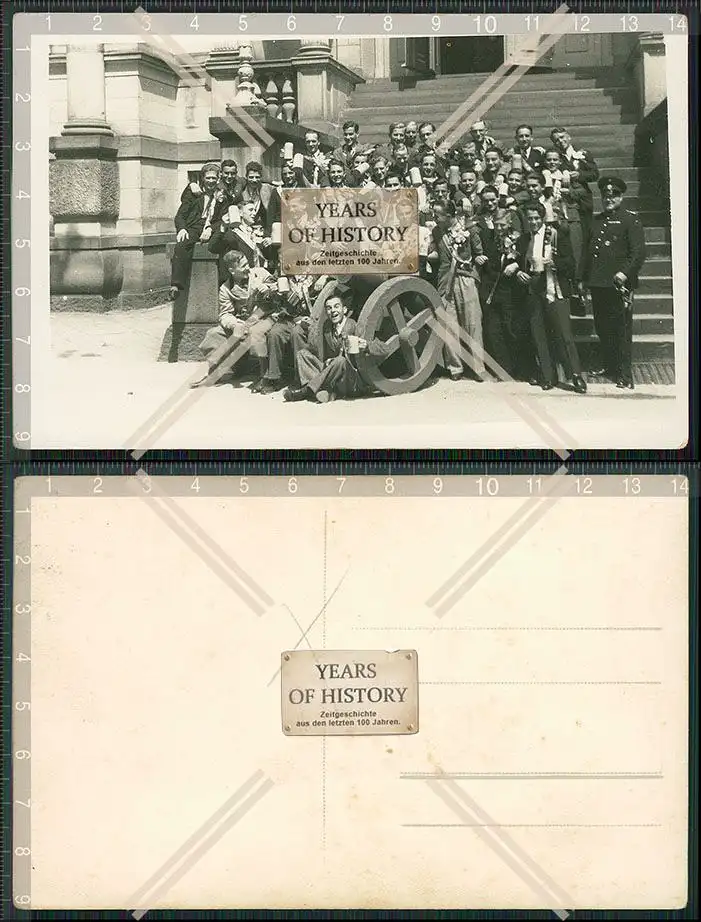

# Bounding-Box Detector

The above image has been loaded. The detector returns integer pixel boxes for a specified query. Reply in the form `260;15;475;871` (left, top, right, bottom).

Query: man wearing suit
169;161;227;301
581;176;646;389
506;124;546;175
476;211;535;382
300;130;330;187
283;291;390;403
331;120;364;172
550;126;599;246
237;161;281;237
517;202;587;393
218;160;247;205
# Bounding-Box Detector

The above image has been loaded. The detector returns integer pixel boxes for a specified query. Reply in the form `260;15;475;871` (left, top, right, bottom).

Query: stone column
631;33;667;117
62;43;113;135
291;39;334;134
50;43;123;310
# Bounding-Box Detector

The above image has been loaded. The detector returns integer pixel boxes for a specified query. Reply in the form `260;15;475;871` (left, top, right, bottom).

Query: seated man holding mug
283;290;389;403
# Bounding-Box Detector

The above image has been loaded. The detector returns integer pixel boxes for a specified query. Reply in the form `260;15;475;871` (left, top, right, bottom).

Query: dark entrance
439;37;504;75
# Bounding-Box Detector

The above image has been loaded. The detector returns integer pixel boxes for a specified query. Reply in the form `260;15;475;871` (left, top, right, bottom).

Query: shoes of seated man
257;378;285;395
283;386;311;402
250;378;266;393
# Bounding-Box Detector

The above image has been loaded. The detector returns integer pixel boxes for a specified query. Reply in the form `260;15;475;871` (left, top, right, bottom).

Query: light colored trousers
440;275;485;376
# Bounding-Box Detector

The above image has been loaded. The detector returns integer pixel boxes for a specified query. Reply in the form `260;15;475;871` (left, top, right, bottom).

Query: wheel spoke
388;299;407;333
400;342;421;375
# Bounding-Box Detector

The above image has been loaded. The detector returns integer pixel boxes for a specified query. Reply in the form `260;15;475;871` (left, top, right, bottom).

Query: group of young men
169;115;647;402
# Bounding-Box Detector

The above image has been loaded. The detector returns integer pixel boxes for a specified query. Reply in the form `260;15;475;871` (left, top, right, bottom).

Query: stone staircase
341;69;674;375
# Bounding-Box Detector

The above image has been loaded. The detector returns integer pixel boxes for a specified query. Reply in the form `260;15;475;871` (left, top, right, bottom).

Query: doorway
438;37;505;75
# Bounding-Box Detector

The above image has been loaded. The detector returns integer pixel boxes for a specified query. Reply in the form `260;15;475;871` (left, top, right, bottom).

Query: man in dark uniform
581;176;646;389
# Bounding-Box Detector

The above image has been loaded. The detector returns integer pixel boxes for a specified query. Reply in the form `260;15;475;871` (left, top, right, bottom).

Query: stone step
636;274;673;295
349;98;632;115
644;226;671;243
644;256;672;273
626;293;674;314
572;314;674;336
645;240;672;258
362;74;629;92
575;336;675;365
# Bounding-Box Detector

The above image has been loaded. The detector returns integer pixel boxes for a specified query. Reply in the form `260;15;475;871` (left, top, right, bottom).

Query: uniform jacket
581;208;646;289
174;185;227;236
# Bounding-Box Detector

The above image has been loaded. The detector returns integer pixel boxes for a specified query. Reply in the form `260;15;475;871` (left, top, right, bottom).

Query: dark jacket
237;182;282;234
174;185;227;236
581;208;646;289
517;223;577;299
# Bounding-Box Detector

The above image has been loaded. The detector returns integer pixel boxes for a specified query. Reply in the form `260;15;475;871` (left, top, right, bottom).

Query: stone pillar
291;39;335;134
630;34;667;118
63;43;113;135
50;43;123;310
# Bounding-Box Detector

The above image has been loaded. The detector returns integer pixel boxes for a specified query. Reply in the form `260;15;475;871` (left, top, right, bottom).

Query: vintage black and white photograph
27;20;687;448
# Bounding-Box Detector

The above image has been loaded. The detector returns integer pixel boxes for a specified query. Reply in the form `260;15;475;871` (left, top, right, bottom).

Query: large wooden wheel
354;276;443;396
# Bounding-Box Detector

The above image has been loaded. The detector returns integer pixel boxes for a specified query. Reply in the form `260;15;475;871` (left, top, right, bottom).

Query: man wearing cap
581;176;646;389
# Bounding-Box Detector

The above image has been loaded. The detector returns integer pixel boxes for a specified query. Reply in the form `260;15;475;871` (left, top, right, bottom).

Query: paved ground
35;305;686;451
